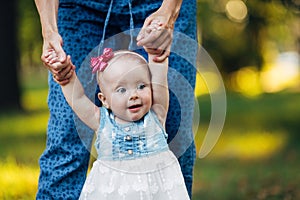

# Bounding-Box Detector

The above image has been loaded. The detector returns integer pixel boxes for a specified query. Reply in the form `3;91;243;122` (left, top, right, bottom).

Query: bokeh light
261;52;300;93
195;72;222;96
209;131;288;160
225;0;248;23
228;67;262;97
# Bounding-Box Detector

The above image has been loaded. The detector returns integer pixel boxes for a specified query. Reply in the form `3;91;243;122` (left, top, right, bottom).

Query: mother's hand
137;14;174;62
41;32;73;85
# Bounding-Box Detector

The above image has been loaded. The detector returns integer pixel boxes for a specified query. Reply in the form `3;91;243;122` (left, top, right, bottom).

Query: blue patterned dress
37;0;197;199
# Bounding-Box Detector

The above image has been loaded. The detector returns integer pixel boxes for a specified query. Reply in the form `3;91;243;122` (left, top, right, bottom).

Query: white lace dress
79;108;190;200
79;151;190;200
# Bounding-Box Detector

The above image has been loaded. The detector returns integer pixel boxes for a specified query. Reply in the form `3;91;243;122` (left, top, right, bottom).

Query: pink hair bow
90;48;114;73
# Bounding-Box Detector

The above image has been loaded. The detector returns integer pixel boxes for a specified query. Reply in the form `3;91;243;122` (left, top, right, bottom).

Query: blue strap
128;0;135;50
98;0;135;54
98;0;114;55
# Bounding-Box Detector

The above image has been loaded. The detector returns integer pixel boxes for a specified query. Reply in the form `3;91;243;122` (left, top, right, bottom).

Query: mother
34;0;197;199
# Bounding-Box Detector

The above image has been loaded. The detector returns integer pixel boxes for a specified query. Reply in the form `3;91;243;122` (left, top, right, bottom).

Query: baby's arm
148;54;169;127
50;53;100;131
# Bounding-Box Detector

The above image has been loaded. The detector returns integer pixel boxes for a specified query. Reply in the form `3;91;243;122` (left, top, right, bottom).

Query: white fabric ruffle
79;150;190;200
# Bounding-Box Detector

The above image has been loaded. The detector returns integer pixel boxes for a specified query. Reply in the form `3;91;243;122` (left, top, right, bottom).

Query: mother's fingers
143;47;164;55
52;67;74;86
45;61;64;72
144;45;170;63
144;29;172;51
136;16;154;41
52;75;70;86
137;19;164;43
154;34;172;55
51;60;75;80
56;64;72;77
153;49;170;63
138;29;173;49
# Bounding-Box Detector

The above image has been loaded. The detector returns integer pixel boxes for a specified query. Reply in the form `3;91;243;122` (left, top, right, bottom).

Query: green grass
1;74;300;199
0;72;48;199
192;92;300;199
193;157;299;199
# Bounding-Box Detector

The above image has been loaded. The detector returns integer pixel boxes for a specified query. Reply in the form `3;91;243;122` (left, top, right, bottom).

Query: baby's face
98;57;152;124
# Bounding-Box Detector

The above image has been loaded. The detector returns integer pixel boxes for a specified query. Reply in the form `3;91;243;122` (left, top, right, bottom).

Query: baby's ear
98;93;109;109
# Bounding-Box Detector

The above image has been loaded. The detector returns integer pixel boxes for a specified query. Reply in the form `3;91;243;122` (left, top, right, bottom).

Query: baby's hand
45;49;76;85
137;19;170;62
138;20;163;47
147;19;163;32
45;49;60;65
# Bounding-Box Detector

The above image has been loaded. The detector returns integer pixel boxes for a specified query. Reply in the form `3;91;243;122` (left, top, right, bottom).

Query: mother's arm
35;0;72;85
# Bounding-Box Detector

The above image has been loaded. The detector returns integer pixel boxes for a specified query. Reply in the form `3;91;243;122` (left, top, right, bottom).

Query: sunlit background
0;0;299;199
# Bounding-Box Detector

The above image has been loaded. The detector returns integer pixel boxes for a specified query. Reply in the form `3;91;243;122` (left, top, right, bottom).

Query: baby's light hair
112;50;148;63
96;50;148;85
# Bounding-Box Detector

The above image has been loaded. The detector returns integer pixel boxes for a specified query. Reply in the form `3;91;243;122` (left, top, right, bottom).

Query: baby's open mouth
128;104;142;109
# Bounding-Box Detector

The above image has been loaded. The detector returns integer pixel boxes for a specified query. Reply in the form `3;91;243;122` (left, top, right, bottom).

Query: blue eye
137;84;146;90
116;87;126;93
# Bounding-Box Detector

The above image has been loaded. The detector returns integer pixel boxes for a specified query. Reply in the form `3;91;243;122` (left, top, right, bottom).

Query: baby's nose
130;92;139;101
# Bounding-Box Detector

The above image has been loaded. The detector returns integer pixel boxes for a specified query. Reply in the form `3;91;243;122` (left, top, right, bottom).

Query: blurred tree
0;0;21;110
0;0;42;111
281;0;300;14
198;0;299;75
18;0;42;70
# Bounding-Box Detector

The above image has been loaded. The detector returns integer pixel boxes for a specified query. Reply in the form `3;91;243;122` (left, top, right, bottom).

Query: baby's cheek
146;93;153;107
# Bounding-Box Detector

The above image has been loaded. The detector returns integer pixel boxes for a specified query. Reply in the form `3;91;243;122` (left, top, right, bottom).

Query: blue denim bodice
95;107;169;160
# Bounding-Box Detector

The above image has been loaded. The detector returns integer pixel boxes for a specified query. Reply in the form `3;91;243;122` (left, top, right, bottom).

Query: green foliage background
0;0;299;199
